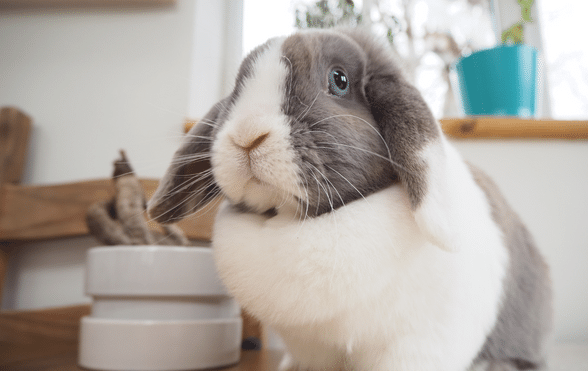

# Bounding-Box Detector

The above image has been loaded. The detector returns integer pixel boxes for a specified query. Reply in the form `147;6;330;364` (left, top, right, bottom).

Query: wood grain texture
0;304;90;367
440;117;588;139
187;117;588;140
0;304;275;370
0;179;218;241
2;349;283;371
0;248;8;307
0;0;175;8
0;107;32;185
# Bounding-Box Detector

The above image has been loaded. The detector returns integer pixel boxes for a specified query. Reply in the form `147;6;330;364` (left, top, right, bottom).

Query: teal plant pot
453;44;538;117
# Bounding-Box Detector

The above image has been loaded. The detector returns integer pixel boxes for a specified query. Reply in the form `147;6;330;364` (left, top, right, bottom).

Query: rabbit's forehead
230;31;367;117
277;31;370;119
229;38;289;120
281;31;366;74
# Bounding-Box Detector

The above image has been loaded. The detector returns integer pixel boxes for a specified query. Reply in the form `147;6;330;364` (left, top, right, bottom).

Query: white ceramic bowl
79;246;242;371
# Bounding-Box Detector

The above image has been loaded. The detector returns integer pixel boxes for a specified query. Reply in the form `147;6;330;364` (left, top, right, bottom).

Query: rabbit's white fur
213;141;508;370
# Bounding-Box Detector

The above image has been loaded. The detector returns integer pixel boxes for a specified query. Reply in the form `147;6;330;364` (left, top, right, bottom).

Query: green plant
294;0;399;45
501;0;534;44
295;0;362;29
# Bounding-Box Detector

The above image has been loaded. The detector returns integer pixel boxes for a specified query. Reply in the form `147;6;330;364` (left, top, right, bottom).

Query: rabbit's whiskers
149;170;214;222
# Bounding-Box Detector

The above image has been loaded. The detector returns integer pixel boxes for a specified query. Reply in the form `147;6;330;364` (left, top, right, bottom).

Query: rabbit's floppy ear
346;30;466;252
148;99;227;224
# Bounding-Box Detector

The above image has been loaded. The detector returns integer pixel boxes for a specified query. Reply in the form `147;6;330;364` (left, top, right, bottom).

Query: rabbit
148;28;552;371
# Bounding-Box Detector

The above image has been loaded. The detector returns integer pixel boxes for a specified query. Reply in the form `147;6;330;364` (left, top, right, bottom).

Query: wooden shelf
440;117;588;139
0;0;175;8
0;305;90;368
0;304;271;370
0;179;217;242
186;118;588;140
0;348;283;371
3;118;586;243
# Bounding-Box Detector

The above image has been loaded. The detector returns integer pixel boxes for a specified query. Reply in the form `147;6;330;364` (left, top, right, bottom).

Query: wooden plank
0;0;175;8
440;117;588;139
0;179;217;241
184;118;199;133
0;304;267;370
0;107;32;307
0;304;90;366
187;117;588;139
0;352;84;371
2;348;283;371
0;107;32;185
0;248;8;307
0;179;116;241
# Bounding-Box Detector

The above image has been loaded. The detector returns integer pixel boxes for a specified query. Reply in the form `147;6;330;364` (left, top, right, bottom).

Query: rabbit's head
148;28;441;226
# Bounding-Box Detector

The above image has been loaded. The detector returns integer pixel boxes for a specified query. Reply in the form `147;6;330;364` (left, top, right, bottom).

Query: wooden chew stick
112;150;155;244
86;150;189;246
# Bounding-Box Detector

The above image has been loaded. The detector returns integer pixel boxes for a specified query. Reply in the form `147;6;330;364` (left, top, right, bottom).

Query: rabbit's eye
328;69;349;97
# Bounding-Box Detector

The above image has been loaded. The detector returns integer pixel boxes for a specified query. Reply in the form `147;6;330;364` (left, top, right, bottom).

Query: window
243;0;496;118
243;0;297;56
538;0;588;119
243;0;587;120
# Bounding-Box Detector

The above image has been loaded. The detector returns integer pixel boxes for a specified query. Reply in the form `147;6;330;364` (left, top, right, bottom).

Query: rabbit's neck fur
212;140;509;371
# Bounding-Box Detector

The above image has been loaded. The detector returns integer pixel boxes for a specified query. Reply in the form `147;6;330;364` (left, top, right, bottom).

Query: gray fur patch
339;29;440;208
280;29;439;216
469;164;553;370
281;32;393;216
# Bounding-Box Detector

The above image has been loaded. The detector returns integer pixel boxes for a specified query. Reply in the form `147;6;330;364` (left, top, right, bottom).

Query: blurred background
0;0;586;346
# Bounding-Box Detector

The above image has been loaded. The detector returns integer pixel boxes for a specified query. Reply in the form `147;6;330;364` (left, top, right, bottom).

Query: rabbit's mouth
211;118;304;216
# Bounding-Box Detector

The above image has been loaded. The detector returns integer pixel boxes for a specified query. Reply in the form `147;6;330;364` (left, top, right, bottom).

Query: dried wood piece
112;151;154;245
86;150;188;246
0;107;32;185
86;200;133;245
159;224;190;246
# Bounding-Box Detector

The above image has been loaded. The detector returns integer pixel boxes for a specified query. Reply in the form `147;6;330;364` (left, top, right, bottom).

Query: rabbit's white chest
212;184;507;370
213;186;420;323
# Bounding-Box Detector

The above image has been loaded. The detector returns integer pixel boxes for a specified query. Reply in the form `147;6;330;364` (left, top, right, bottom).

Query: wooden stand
440;117;588;139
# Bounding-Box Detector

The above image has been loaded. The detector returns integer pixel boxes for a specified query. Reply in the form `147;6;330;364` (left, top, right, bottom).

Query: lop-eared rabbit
149;28;552;371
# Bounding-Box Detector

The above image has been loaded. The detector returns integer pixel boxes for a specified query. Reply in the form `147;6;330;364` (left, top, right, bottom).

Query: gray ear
148;99;228;224
345;29;440;209
364;72;440;209
363;58;460;252
341;30;472;252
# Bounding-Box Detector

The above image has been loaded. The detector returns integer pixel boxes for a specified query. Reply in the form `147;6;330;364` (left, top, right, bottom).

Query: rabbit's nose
234;132;270;153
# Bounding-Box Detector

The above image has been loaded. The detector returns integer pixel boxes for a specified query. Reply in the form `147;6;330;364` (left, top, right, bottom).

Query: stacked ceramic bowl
79;246;242;371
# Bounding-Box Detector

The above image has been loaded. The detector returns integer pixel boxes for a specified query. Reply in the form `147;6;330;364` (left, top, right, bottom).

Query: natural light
243;0;588;119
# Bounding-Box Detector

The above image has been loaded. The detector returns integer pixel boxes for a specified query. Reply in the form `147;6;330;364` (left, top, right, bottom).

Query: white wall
2;236;99;309
0;1;195;185
453;140;588;342
0;0;232;309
